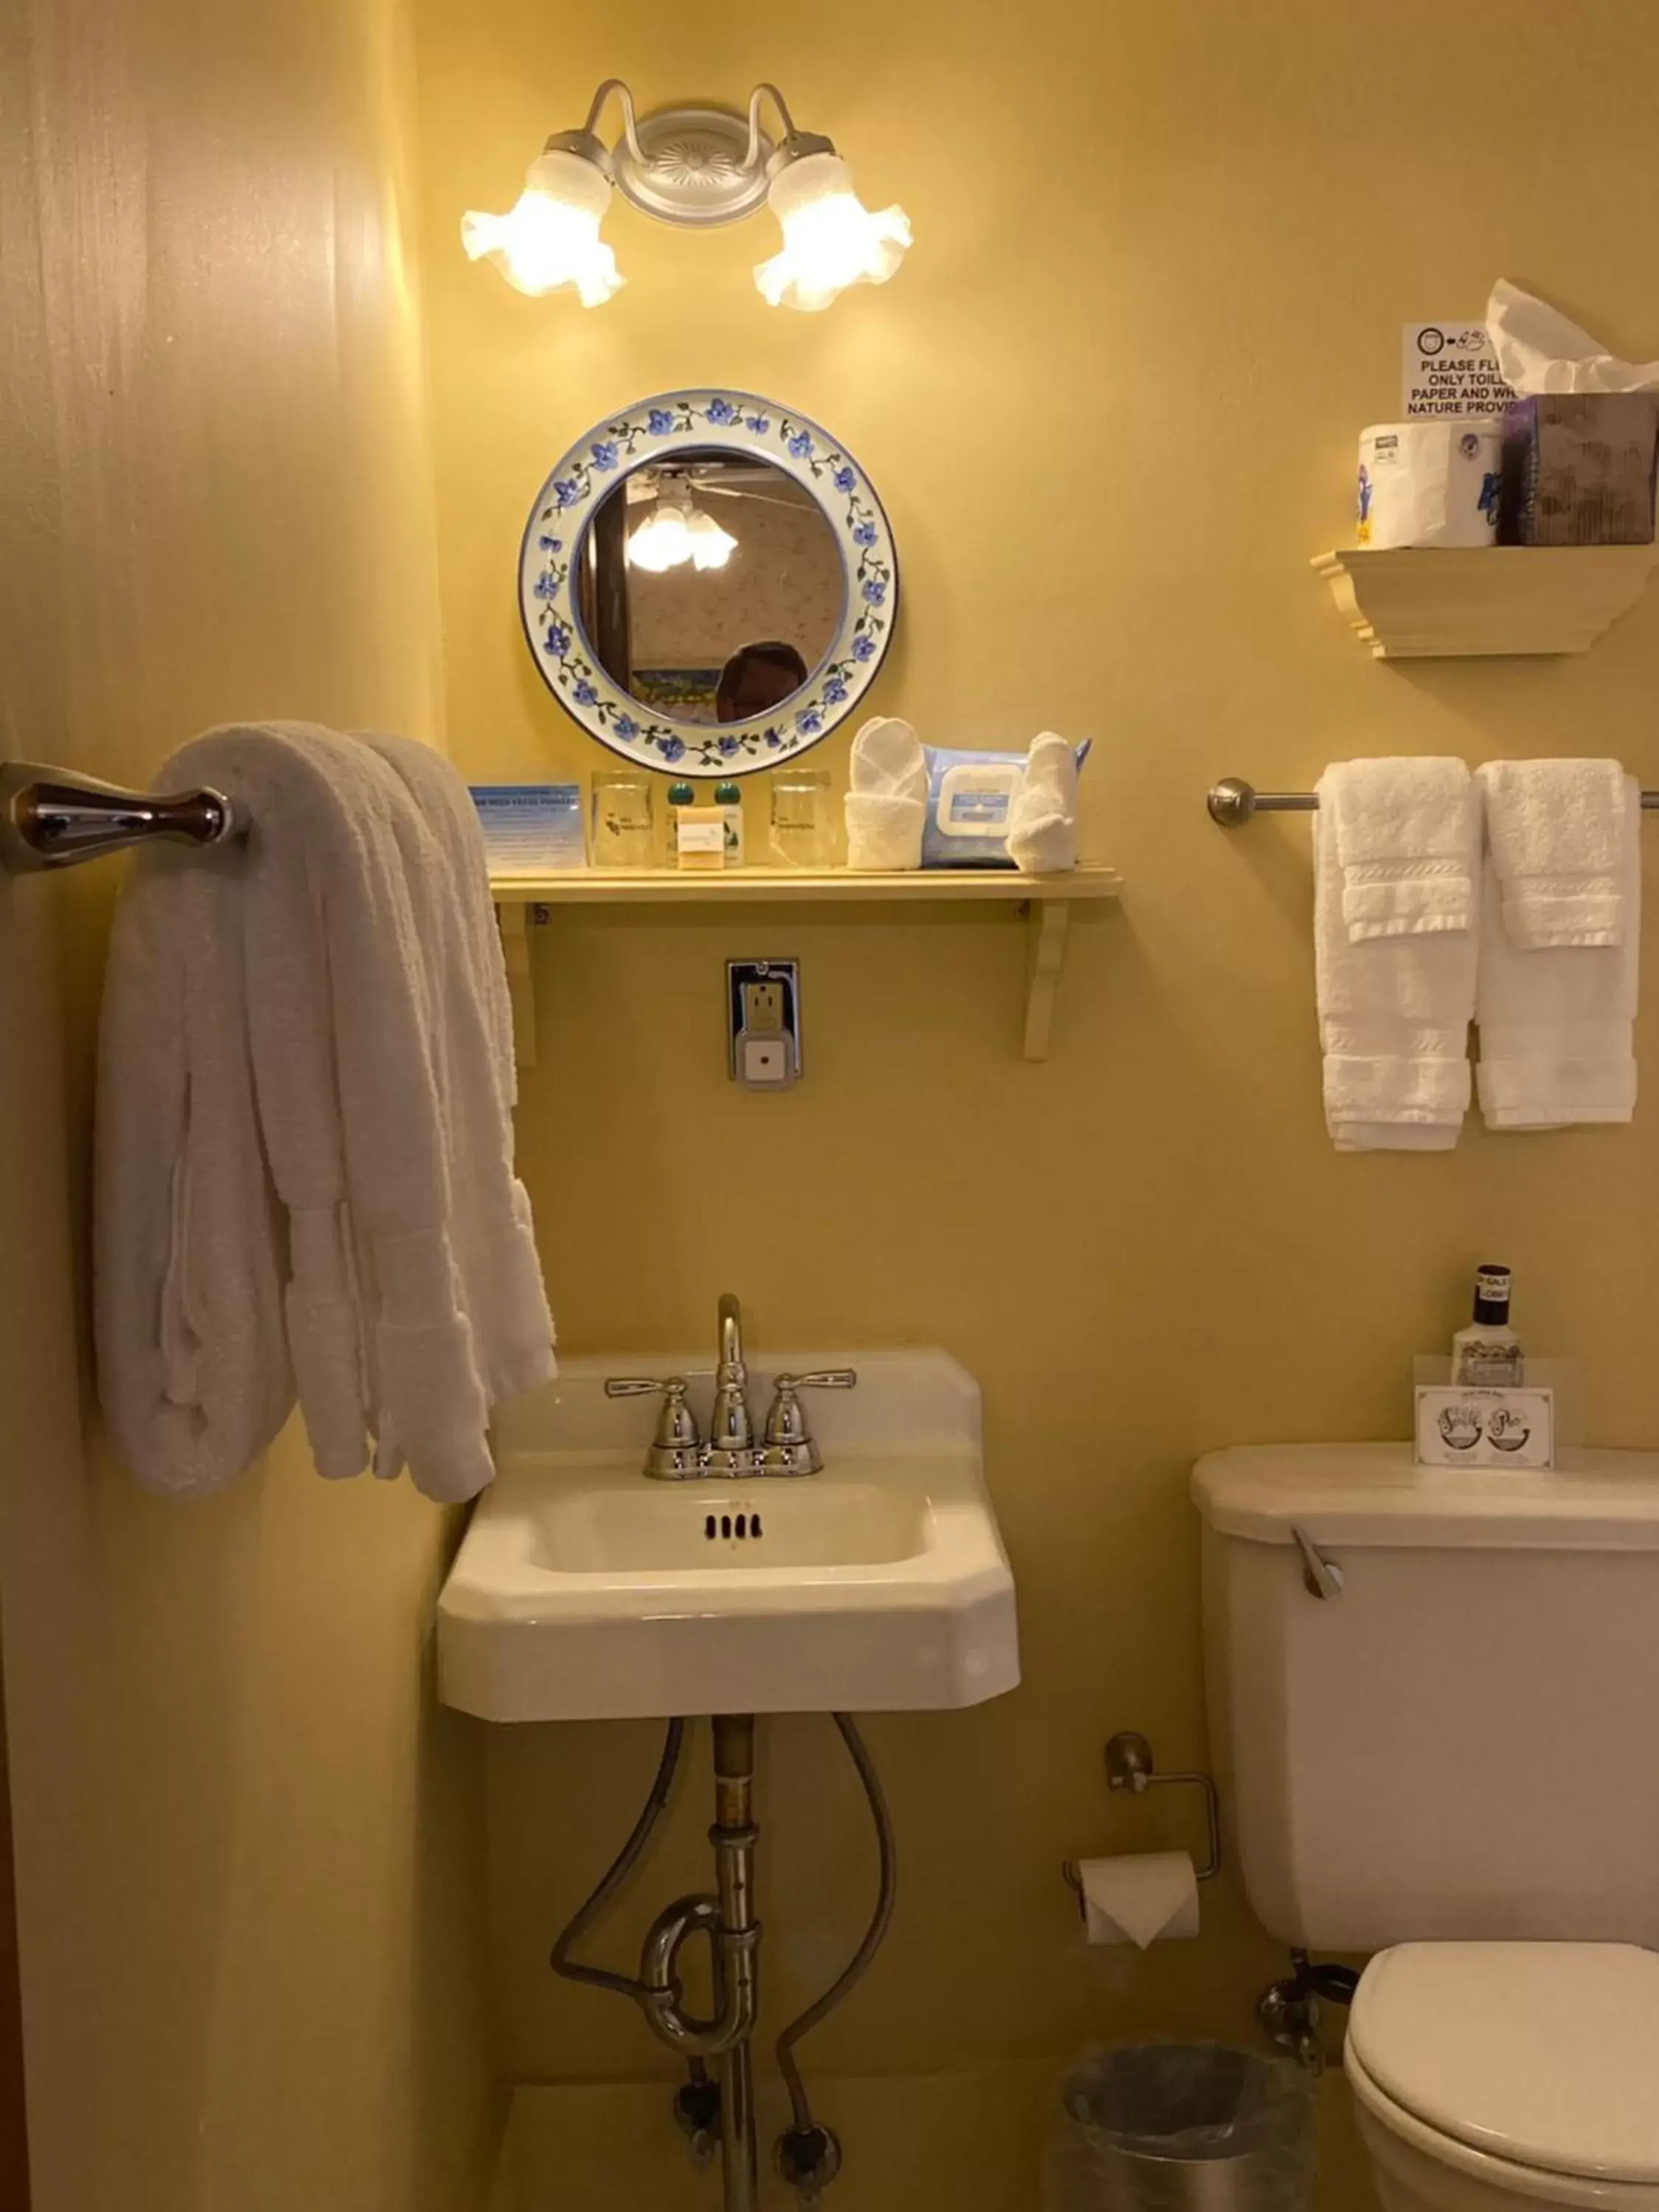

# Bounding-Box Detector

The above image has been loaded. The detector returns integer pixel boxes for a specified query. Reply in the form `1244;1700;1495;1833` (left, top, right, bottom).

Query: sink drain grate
704;1510;765;1543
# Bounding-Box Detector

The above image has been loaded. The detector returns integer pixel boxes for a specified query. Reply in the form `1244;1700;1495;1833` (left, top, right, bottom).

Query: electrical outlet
728;959;801;1089
741;979;785;1034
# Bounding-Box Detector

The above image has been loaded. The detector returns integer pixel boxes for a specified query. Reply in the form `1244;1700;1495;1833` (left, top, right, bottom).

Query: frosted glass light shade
627;501;737;573
461;150;623;304
754;151;912;312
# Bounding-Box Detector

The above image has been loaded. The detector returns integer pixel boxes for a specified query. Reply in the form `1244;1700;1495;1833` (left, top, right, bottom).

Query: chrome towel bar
0;761;237;873
1208;773;1659;827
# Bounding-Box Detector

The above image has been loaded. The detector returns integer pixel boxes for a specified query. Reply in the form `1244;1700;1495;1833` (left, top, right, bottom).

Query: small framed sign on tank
1413;1379;1557;1470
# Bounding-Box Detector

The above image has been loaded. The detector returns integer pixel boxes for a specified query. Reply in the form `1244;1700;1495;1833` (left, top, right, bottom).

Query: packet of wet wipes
921;743;1090;868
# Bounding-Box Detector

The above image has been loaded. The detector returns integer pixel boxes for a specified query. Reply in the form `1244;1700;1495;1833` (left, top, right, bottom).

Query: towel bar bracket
0;760;237;874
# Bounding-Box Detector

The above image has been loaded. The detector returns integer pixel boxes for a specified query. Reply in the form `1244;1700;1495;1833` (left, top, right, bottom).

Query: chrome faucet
604;1293;856;1481
706;1293;759;1476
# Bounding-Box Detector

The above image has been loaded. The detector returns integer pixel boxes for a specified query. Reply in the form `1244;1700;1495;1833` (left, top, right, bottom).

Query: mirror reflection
576;449;845;724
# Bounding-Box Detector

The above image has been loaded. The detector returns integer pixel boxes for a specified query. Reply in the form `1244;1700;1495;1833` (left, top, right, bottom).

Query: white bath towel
1321;757;1478;940
96;722;554;1503
844;716;927;870
1313;773;1480;1150
1476;775;1641;1130
1007;732;1079;874
1476;759;1632;947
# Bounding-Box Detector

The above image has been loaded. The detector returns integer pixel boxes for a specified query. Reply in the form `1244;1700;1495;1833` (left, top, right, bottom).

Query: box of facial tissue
469;784;586;874
1499;394;1659;546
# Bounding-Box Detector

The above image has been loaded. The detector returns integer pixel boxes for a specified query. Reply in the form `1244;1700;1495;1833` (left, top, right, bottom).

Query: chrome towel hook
0;761;238;873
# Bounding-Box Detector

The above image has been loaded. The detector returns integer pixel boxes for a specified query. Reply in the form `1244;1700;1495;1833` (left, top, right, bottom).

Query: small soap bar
676;815;726;871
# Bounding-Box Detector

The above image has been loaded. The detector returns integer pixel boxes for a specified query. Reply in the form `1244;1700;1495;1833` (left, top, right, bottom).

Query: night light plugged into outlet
728;959;801;1089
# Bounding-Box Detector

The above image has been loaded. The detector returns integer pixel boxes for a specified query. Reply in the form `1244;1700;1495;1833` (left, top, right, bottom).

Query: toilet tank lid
1192;1443;1659;1549
1349;1943;1659;2183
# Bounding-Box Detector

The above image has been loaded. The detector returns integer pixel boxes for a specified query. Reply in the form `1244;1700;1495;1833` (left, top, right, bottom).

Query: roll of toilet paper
1074;1854;1200;1949
1357;420;1501;549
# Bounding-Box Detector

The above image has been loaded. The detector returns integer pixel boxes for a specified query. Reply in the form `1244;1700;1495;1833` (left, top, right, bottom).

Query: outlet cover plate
728;959;801;1088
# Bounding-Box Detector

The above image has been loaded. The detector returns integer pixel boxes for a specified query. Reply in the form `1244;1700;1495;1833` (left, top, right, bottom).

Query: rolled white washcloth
845;716;927;871
1007;732;1079;874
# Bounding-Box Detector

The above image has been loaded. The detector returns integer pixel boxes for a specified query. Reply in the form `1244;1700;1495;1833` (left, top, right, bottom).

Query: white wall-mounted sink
437;1351;1020;1722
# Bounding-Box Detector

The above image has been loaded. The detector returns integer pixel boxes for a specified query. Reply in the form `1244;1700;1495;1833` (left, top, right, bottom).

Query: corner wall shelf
1312;543;1659;659
492;866;1121;1067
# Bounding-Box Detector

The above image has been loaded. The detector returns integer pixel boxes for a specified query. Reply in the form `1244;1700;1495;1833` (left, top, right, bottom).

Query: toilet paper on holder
1061;1728;1221;1940
1069;1853;1201;1947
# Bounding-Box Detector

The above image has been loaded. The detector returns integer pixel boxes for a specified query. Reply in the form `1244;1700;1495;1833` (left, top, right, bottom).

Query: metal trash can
1048;2044;1312;2212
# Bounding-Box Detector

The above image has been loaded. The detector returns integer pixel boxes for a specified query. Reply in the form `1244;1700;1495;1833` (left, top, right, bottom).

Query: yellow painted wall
0;0;495;2207
410;0;1659;2180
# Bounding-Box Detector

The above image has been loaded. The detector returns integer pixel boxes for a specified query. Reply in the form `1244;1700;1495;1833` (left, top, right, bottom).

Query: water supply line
549;1719;720;2160
773;1714;898;2199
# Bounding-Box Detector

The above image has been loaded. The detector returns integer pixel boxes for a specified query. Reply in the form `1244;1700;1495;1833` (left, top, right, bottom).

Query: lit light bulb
461;150;623;304
626;501;737;574
754;151;911;313
685;508;738;571
627;503;694;572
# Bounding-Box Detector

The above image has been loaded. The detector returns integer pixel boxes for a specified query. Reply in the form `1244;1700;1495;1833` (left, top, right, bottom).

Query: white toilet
1194;1443;1659;2212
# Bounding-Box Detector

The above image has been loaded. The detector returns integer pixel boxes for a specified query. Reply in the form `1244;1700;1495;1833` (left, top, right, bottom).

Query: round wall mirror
518;391;897;776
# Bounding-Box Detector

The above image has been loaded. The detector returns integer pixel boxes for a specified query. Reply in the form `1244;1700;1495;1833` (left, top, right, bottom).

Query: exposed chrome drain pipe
635;1715;762;2211
552;1711;894;2209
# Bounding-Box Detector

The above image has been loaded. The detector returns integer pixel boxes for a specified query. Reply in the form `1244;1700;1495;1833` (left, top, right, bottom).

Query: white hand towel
845;716;926;870
1321;757;1478;939
1476;776;1641;1130
1313;776;1479;1151
358;732;555;1413
1476;758;1632;946
97;722;554;1504
1007;732;1079;874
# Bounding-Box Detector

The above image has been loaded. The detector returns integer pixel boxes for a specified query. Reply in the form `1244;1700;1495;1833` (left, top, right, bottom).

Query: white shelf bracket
1023;897;1071;1061
495;900;538;1071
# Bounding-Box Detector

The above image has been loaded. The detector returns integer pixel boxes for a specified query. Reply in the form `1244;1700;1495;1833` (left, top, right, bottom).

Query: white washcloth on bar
1476;775;1641;1130
1321;757;1478;940
1313;797;1478;1151
1476;758;1632;947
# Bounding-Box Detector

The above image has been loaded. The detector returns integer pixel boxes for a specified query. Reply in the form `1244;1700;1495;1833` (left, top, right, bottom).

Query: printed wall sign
1402;321;1517;419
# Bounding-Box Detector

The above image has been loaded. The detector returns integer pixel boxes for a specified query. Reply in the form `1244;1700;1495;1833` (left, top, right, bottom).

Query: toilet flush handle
1290;1526;1344;1601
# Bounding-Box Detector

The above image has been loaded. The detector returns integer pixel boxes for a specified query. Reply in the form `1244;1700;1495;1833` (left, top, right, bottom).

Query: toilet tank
1194;1444;1659;1955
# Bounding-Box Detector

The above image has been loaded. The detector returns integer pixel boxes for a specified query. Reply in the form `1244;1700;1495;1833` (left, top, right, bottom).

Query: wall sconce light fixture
462;79;911;312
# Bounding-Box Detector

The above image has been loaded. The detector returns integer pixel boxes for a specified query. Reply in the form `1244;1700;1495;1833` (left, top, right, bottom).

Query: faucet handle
605;1374;703;1461
762;1371;858;1447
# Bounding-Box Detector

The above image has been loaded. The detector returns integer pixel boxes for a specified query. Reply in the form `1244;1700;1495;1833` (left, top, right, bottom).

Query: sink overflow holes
704;1511;764;1542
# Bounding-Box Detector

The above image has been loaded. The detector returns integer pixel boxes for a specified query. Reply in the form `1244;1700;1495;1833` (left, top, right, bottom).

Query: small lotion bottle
1451;1262;1526;1385
714;781;745;868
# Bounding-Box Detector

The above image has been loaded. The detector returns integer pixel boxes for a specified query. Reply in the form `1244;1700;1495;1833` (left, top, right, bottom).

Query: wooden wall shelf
1312;543;1659;659
492;866;1121;1067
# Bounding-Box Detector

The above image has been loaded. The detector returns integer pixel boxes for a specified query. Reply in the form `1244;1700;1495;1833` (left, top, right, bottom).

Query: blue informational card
469;784;587;873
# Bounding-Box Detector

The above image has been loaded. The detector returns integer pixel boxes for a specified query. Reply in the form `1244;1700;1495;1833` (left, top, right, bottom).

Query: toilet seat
1346;2047;1659;2211
1348;1944;1659;2194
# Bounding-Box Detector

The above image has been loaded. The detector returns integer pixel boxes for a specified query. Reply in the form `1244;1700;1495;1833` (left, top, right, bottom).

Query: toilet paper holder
1062;1730;1222;1899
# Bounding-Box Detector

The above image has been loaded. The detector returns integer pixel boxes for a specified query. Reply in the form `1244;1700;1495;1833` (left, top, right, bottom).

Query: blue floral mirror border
517;389;897;778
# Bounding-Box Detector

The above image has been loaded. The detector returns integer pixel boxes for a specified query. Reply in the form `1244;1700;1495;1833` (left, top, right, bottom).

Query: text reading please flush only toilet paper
1402;321;1517;418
